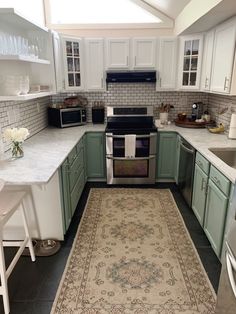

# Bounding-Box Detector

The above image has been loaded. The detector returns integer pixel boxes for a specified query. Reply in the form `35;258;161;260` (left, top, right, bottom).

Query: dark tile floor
0;183;221;314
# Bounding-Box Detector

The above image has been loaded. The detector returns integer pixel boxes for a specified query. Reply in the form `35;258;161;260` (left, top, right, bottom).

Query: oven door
106;133;157;184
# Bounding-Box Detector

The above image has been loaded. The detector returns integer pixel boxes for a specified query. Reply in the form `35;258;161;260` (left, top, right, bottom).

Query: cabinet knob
224;77;230;91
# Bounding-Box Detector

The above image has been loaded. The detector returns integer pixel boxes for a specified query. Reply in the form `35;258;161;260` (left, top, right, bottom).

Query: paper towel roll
229;113;236;128
228;127;236;139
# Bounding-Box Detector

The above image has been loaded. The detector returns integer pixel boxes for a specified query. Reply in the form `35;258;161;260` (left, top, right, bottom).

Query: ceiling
143;0;191;19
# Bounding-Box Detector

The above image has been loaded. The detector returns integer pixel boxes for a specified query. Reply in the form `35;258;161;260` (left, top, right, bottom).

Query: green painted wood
204;179;228;257
69;148;84;192
174;135;181;183
192;164;208;226
60;158;72;232
71;169;85;215
86;132;106;179
157;132;177;179
209;165;231;196
195;152;210;175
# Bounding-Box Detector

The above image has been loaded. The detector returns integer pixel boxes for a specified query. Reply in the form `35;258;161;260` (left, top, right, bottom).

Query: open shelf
0;91;56;101
0;55;50;64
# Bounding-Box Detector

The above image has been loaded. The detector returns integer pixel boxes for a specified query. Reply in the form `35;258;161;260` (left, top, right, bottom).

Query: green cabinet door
192;164;208;226
204;179;228;257
174;135;181;183
157;132;177;180
86;132;106;179
59;159;72;233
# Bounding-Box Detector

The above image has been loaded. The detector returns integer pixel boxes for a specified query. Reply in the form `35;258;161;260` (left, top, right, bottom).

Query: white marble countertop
0;124;105;185
1;122;236;185
159;125;236;184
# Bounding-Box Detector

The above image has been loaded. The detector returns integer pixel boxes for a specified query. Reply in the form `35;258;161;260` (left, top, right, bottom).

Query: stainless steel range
105;106;157;184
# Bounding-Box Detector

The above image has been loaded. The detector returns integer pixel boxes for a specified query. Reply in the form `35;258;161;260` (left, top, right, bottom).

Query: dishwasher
177;138;196;207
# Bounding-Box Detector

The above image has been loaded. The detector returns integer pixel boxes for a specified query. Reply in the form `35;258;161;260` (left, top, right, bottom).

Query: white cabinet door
52;31;64;92
211;17;236;94
178;35;203;90
62;36;84;90
85;39;104;91
106;38;130;69
157;37;177;90
201;30;214;91
133;38;156;69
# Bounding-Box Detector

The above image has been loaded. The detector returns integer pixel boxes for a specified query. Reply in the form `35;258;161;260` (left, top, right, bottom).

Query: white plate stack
228;113;236;139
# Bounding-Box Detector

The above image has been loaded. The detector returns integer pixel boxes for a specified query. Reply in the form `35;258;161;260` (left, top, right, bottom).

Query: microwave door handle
106;156;155;160
180;141;195;154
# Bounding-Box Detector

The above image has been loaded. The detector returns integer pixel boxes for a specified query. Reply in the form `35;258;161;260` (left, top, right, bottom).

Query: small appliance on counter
48;106;86;128
92;101;105;124
192;102;204;120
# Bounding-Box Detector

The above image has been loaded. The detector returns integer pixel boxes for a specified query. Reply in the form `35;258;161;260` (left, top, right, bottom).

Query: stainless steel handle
180;141;195;154
106;134;156;139
106;155;155;161
226;243;236;298
201;178;206;191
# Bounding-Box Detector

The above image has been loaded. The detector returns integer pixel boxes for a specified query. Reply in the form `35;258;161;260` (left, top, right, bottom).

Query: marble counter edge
159;126;236;184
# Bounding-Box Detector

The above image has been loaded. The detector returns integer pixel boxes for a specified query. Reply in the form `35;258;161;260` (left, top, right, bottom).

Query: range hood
106;71;156;83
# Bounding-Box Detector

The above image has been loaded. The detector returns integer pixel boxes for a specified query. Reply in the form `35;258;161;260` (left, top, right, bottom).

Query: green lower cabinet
156;132;177;180
192;164;208;226
86;132;106;179
204;179;228;257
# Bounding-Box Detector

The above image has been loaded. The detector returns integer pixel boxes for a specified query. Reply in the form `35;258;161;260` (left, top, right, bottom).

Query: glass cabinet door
63;37;83;90
179;36;203;89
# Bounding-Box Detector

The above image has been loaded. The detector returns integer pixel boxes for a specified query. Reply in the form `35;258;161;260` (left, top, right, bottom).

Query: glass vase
11;141;24;159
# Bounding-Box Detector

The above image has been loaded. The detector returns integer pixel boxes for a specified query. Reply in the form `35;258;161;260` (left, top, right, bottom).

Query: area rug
51;189;216;314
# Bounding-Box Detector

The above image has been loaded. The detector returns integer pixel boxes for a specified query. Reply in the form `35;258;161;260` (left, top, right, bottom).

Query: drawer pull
212;176;221;186
197;160;203;168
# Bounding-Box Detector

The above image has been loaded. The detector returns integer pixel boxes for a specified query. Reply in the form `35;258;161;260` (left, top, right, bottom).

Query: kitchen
0;0;236;313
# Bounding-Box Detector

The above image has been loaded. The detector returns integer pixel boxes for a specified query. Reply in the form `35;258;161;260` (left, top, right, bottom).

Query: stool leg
0;235;10;314
20;202;36;262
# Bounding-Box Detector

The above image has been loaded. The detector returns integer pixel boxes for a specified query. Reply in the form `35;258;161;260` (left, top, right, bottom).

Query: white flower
3;127;29;143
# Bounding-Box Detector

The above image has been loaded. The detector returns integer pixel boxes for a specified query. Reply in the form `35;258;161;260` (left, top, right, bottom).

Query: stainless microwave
48;107;86;128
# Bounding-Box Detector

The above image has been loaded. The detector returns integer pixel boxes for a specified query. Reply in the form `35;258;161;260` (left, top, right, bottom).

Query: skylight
48;0;162;25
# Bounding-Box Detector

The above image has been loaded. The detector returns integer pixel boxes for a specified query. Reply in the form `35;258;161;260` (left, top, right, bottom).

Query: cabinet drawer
195;152;210;174
209;165;230;196
69;149;84;192
71;169;85;214
76;138;84;154
67;146;77;165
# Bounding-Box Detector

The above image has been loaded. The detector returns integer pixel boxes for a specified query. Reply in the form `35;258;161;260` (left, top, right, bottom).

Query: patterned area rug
51;189;216;313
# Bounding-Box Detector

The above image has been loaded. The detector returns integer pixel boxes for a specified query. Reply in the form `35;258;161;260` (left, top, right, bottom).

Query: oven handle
106;155;156;160
106;134;156;139
226;242;236;299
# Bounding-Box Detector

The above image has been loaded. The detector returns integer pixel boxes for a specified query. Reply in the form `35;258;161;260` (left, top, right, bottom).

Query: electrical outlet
7;109;15;124
36;103;40;113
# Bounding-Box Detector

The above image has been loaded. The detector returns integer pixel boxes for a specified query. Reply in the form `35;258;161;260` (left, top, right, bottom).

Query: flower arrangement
158;103;174;113
3;127;29;158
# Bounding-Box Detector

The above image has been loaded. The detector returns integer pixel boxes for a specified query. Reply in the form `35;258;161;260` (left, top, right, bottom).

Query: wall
0;96;50;152
51;83;209;122
208;94;236;131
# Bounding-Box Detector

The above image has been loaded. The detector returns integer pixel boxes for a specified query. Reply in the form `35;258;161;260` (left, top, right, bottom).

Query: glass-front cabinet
62;36;84;90
178;35;203;90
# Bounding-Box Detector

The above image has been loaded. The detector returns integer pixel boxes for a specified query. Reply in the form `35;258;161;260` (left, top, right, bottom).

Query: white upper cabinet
106;38;130;69
201;30;214;91
210;17;236;94
61;36;84;90
0;8;56;101
157;37;177;90
133;38;156;69
177;35;203;90
85;39;104;91
52;31;63;92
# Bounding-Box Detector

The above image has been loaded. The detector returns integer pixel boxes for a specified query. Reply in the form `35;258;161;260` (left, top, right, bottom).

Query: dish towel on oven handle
125;134;136;158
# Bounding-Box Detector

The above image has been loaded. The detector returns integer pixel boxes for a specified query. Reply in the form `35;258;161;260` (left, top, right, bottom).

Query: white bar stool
0;179;36;314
